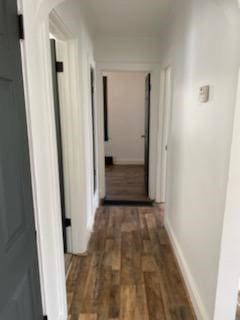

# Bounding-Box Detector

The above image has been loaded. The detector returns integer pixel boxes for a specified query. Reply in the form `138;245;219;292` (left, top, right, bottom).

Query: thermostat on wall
199;85;210;103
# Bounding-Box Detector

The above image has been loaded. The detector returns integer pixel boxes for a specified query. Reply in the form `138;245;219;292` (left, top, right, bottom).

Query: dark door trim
144;73;151;196
50;39;68;252
103;76;109;142
91;67;97;193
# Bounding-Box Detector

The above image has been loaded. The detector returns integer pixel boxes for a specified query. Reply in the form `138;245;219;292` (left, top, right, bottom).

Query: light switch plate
199;85;210;103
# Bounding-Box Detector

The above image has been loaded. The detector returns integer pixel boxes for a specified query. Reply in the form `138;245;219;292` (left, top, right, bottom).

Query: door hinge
56;61;64;73
65;218;71;227
18;14;24;40
43;316;48;320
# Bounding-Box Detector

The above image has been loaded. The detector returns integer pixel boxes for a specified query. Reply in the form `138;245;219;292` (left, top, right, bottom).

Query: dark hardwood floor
105;165;149;201
65;253;73;276
67;206;196;320
236;293;240;320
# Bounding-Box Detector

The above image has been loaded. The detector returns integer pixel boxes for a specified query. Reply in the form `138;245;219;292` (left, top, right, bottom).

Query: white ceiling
81;0;173;37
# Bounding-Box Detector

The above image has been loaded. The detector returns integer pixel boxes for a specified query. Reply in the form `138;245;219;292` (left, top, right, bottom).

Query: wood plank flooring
67;206;196;320
65;253;73;276
105;165;148;201
236;306;240;320
236;293;240;320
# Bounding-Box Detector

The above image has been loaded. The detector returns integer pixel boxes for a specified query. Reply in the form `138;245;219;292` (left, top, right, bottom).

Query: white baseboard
87;195;99;232
87;213;95;232
165;218;210;320
114;158;144;165
78;195;99;254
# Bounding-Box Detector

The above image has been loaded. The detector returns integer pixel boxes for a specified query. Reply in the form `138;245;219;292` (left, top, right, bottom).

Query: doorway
103;71;152;203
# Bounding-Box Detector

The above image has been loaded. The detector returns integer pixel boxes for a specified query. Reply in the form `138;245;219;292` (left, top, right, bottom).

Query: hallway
2;0;238;318
67;206;196;319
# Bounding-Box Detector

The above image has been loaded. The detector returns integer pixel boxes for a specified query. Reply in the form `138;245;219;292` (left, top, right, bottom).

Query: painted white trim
165;218;210;320
29;20;67;319
160;66;173;203
21;0;101;318
19;21;48;320
114;159;145;165
87;192;99;233
49;10;94;255
66;38;92;254
49;10;74;253
49;10;79;253
37;21;68;320
18;1;51;313
155;70;165;203
20;2;69;318
96;62;161;201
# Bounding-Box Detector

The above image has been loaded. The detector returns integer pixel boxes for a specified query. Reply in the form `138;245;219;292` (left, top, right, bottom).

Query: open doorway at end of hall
102;71;152;203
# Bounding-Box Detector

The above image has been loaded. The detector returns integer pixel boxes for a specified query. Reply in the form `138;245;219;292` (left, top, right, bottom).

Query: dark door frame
144;73;151;195
50;39;68;253
103;76;109;142
90;67;97;193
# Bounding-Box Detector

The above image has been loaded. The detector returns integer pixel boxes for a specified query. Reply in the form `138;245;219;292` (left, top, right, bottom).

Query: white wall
159;0;240;319
95;36;162;63
214;69;240;320
104;71;146;165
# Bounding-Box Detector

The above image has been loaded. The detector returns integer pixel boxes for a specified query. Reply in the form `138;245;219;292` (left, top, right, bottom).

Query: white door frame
21;18;68;320
96;62;161;201
18;0;87;319
49;9;78;254
24;6;93;317
156;66;173;203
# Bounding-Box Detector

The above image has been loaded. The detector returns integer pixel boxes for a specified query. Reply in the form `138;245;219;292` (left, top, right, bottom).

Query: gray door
0;0;43;319
144;74;151;195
